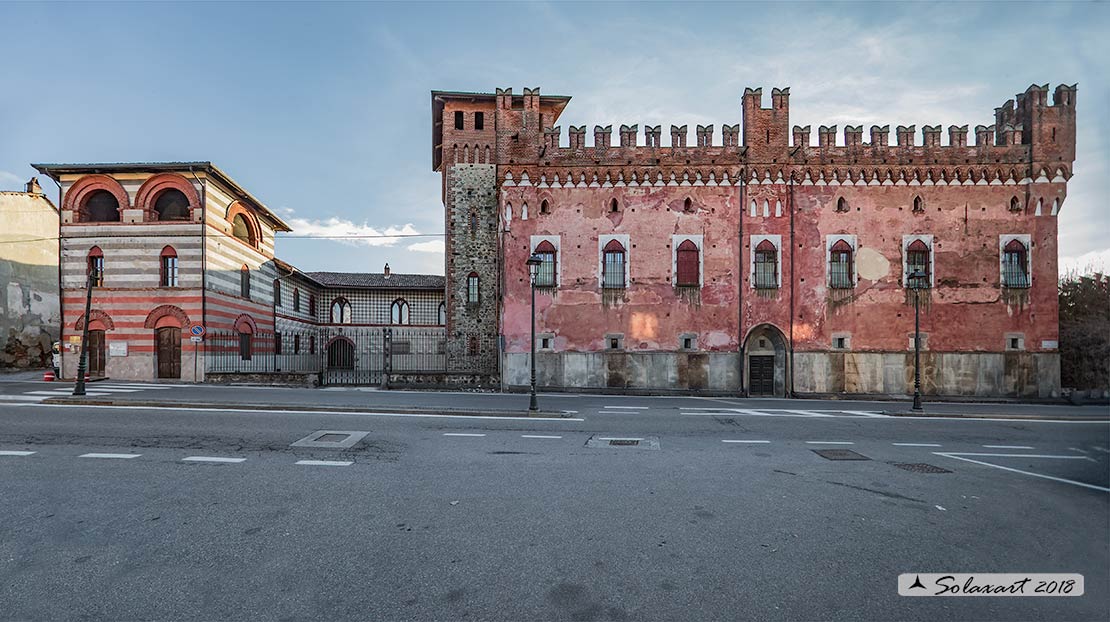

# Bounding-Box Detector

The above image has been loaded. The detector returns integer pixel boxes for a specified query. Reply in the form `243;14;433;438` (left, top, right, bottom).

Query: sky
1;1;1107;277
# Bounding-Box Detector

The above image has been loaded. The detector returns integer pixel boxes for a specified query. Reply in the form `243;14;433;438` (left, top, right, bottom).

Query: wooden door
156;327;181;379
749;355;775;396
87;330;106;377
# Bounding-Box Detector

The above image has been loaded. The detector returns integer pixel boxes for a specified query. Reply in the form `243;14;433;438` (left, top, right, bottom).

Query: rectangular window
454;110;464;130
467;275;480;304
535;252;556;287
274;280;281;306
293;334;300;354
391;341;411;355
274;332;282;355
240;268;251;298
159;256;178;287
832;336;850;350
239;333;252;360
602;251;626;289
474;111;484;130
540;337;551;350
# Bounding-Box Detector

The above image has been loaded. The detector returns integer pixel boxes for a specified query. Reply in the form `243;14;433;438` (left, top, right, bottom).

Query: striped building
33;162;445;383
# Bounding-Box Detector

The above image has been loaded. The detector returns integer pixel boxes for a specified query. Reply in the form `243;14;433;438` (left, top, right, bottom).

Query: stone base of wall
503;351;741;393
387;372;499;391
793;351;1061;399
205;372;319;388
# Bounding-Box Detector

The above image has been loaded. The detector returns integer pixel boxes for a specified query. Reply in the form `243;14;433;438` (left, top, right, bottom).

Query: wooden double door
156;327;181;379
87;330;106;377
749;355;776;396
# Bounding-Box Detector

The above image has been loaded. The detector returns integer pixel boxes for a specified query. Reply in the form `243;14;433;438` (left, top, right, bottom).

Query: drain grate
812;449;871;461
585;435;659;450
892;462;952;474
609;439;640;447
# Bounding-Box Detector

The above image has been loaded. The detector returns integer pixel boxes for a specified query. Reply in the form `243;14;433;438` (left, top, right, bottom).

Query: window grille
534;241;556;287
906;240;931;289
829;240;853;289
1002;240;1030;288
602;240;626;289
754;240;778;289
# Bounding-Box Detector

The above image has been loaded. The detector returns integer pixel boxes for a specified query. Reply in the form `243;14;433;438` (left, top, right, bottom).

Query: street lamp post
526;253;543;411
909;269;926;411
73;265;99;397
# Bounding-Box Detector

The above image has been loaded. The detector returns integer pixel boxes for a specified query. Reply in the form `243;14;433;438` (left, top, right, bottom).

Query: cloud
407;239;445;254
281;213;423;248
0;170;23;190
1061;248;1110;277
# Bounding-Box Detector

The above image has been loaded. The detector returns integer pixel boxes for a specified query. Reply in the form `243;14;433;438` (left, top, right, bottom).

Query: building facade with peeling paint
432;84;1075;398
0;179;60;369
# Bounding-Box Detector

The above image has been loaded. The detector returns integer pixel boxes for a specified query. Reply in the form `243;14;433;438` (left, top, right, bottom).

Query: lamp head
526;253;543;277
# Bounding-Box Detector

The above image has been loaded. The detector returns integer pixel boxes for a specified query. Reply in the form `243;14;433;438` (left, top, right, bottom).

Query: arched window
609;198;619;213
676;240;699;287
330;298;352;324
327;337;355;369
232;213;256;247
836;197;849;213
237;322;253;361
540;199;550;214
85;190;121;222
240;265;251;298
683;197;694;213
87;246;104;287
912;195;924;213
534;241;556;287
1009;196;1022;212
309;294;316;316
391;299;410;325
154;189;190;221
466;273;480;304
159;246;178;287
273;279;281;306
906;240;931;289
602;239;626;289
522;203;529;220
293;288;300;312
1003;240;1030;288
754;240;778;289
829;240;854;289
438;302;447;325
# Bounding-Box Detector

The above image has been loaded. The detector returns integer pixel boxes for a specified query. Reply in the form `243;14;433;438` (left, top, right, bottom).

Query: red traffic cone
43;370;55;382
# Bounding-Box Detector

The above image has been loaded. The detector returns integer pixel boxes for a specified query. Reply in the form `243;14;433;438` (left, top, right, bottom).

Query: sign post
190;325;205;383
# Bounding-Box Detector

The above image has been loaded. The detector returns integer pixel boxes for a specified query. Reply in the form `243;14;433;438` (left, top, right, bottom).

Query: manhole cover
315;434;348;443
291;430;370;449
812;449;871;461
585;435;660;450
892;462;952;473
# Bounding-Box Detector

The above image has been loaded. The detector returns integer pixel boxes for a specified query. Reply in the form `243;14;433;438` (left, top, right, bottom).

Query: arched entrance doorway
744;324;788;397
87;330;107;377
156;326;182;379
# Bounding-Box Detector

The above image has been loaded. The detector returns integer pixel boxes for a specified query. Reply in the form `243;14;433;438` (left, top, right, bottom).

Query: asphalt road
1;396;1108;621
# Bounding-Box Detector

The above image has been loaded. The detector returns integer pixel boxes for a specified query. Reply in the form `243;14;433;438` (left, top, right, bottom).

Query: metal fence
204;327;452;385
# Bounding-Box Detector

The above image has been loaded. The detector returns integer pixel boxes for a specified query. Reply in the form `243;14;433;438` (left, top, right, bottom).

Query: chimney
25;177;42;194
383;263;390;278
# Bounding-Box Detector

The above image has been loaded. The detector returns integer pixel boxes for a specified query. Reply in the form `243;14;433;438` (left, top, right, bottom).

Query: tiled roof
305;271;445;290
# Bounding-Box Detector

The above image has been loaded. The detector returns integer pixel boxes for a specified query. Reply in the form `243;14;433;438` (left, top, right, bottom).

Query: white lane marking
983;445;1034;449
603;406;649;410
0;396;47;402
782;410;836;418
182;456;247;463
940;452;1090;459
893;443;943;447
934;452;1110;493
79;453;141;459
562;410;579;414
0;450;36;456
805;441;855;445
522;435;562;439
1092;446;1110;454
34;404;584;422
722;440;771;444
26;390;113;396
598;437;644;441
295;460;352;466
72;388;142;393
1068;447;1089;454
443;433;486;437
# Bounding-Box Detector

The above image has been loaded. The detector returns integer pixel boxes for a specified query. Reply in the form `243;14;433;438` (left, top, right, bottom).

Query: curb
39;397;572;419
882;410;1109;421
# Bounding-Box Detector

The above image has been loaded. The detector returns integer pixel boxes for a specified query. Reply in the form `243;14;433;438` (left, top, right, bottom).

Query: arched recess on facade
135;173;201;221
234;314;257;334
226;201;262;248
74;309;116;332
143;304;190;329
743;323;789;398
63;174;130;220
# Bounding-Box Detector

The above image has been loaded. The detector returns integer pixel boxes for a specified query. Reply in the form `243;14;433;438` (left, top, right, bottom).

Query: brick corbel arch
143;304;191;329
74;309;116;331
226;201;262;248
135;173;201;221
63;174;130;220
234;314;257;334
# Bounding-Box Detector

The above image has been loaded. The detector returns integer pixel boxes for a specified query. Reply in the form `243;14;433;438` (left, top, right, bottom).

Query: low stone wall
386;371;499;390
503;351;741;393
205;372;319;388
793;351;1060;399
